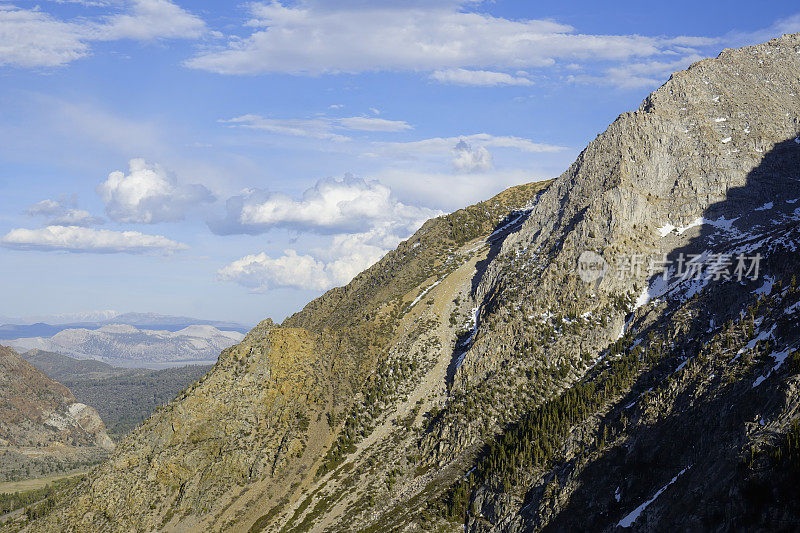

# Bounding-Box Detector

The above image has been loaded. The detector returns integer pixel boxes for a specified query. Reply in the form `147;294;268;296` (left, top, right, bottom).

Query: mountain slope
0;345;114;483
31;34;800;532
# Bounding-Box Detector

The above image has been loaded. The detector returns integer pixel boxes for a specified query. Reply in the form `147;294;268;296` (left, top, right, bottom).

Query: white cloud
0;6;90;67
319;232;387;286
371;133;565;160
216;176;444;291
220;115;349;141
725;13;800;48
374;168;552;211
568;53;705;89
95;0;205;41
220;114;412;141
452;139;492;172
218;236;388;292
211;175;438;235
336;116;412;132
97;158;214;223
0;1;205;68
217;217;421;291
26;198;105;227
184;4;800;90
218;250;330;291
431;68;533;86
186;2;669;75
26;199;67;217
1;225;187;254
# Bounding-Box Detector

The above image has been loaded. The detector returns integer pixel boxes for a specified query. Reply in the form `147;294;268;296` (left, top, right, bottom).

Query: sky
0;0;798;326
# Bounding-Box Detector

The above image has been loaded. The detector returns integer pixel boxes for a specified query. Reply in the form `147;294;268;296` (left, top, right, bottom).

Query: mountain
22;349;124;380
0;312;250;341
22;350;212;440
0;345;114;483
8;324;244;368
29;35;800;532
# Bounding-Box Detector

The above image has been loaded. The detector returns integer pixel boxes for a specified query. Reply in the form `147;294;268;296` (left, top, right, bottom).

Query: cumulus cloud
1;225;188;254
0;1;205;68
431;68;533;87
97;158;214;223
218;250;330;291
218;223;414;291
452;139;492;172
216;176;444;291
26;197;104;226
219;114;412;141
211;175;438;235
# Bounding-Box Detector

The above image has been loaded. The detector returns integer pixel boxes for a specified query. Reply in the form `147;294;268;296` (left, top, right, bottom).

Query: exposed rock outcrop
0;345;114;482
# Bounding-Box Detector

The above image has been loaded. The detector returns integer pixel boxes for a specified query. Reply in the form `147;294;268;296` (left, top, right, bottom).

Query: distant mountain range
8;324;244;368
0;312;250;340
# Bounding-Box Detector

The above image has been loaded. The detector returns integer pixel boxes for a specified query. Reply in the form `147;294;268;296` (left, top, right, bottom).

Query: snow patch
753;347;795;388
676;217;704;235
754;202;774;211
732;324;775;364
753;276;775;297
633;285;651;312
410;279;442;308
618;466;691;528
657;223;676;237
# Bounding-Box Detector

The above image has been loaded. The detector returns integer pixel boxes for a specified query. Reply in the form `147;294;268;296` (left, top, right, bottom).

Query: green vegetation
443;333;657;520
316;322;437;477
0;475;83;520
58;365;212;439
766;419;800;472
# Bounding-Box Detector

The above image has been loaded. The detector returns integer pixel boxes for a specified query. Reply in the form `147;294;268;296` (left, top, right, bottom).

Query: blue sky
0;0;798;326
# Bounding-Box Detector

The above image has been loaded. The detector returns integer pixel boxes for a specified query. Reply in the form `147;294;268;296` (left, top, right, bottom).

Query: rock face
0;345;114;482
31;34;800;532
